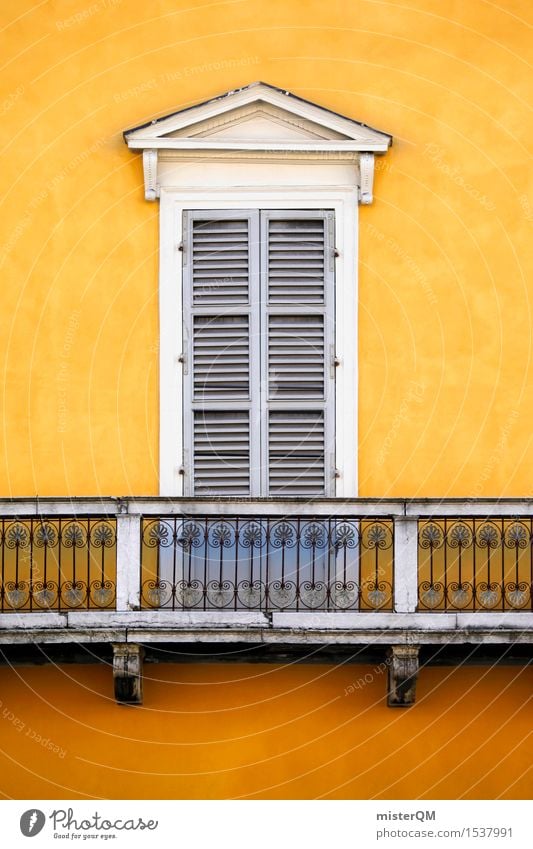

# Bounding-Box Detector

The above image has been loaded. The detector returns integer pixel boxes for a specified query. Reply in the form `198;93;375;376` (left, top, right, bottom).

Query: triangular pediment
124;82;392;152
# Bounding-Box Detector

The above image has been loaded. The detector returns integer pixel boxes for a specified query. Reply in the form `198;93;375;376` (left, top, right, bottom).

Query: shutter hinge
178;352;187;375
334;468;341;479
333;248;340;258
330;347;340;378
177;241;184;252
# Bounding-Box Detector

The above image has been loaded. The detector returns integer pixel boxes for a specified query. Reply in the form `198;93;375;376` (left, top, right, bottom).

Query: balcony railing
418;518;533;612
140;517;394;611
0;517;116;612
0;500;532;623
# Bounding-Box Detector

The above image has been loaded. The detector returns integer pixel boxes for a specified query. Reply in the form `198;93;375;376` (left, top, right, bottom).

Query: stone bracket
112;643;144;704
142;149;159;201
359;152;375;204
387;645;419;707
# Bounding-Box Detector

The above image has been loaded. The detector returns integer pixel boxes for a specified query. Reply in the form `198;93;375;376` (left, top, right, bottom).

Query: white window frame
159;186;359;498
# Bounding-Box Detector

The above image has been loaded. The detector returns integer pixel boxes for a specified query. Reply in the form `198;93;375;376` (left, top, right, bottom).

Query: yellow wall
0;661;531;799
1;0;531;803
0;0;531;498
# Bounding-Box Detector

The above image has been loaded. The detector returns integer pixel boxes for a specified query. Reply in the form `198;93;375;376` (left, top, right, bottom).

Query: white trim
159;191;183;496
5;498;533;516
335;192;358;498
270;612;533;630
394;517;419;613
116;514;141;610
159;187;359;498
128;139;390;152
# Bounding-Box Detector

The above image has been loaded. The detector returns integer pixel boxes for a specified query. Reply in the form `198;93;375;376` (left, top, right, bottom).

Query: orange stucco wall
0;0;531;497
0;661;531;799
1;0;531;803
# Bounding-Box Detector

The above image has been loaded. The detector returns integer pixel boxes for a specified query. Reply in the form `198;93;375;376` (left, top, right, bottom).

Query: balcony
1;498;532;705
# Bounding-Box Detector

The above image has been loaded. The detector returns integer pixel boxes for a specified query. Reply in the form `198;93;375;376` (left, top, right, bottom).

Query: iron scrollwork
140;516;394;613
418;518;533;612
0;517;117;613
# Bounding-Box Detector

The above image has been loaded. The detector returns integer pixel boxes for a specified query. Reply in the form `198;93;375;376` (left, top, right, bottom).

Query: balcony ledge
1;610;532;646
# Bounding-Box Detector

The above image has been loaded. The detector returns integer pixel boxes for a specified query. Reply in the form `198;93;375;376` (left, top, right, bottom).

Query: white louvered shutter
261;211;335;496
183;209;335;497
183;211;261;496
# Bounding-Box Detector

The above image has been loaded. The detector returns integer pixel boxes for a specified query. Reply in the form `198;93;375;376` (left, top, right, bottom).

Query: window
124;84;392;498
182;209;335;497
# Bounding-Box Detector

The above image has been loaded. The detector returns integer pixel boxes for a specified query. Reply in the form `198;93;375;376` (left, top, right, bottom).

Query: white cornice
128;138;388;152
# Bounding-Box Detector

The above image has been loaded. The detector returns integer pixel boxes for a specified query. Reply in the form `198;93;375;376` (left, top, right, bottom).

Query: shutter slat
192;229;248;235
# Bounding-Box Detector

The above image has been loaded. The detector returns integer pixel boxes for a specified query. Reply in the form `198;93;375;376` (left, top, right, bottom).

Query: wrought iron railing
0;517;116;612
1;503;533;619
418;518;533;611
140;516;394;611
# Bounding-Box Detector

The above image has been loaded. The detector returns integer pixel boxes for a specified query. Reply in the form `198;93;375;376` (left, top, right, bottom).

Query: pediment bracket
143;149;159;201
359;153;375;204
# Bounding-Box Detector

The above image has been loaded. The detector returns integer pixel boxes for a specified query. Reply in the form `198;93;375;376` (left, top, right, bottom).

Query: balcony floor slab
0;609;532;647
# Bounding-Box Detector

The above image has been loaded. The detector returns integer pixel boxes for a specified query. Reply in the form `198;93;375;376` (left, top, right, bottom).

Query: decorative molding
387;645;420;707
158;150;359;162
359;153;375;204
112;643;144;704
131;138;387;152
125;83;391;201
142;149;158;201
181;103;339;141
124;82;392;149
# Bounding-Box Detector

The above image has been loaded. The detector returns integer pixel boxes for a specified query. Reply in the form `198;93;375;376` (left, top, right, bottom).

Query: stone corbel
112;643;144;704
143;149;159;201
387;645;420;707
359;152;375;204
